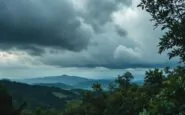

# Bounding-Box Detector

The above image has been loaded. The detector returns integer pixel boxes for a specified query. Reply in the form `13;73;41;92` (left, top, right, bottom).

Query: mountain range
18;75;90;85
15;75;143;90
0;75;143;109
16;75;114;90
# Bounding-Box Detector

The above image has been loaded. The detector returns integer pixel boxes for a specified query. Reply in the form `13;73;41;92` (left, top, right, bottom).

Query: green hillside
0;80;78;110
34;83;74;90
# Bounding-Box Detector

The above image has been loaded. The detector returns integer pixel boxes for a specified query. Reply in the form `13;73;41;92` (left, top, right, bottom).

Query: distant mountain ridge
14;75;143;90
17;75;90;85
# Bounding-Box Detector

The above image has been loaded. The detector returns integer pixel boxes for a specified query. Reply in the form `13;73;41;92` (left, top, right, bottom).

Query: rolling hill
17;75;114;90
34;83;74;90
0;80;79;110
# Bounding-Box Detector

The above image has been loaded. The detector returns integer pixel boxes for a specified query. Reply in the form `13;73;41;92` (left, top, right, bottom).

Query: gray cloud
0;0;91;54
39;21;173;69
115;26;127;36
0;0;132;55
78;0;132;33
0;0;177;73
38;0;178;69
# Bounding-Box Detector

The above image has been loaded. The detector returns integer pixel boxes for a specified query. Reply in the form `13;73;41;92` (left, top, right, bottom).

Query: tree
92;83;102;92
0;84;13;115
144;68;165;87
145;67;185;115
0;83;26;115
124;71;134;83
115;71;134;89
138;1;185;114
144;69;165;96
138;0;185;62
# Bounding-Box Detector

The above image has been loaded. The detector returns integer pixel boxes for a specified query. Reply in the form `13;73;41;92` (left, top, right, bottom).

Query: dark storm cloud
0;0;132;55
82;0;132;32
0;0;176;71
0;0;90;54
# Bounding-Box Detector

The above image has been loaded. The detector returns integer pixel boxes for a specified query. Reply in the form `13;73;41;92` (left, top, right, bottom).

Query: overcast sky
0;0;177;80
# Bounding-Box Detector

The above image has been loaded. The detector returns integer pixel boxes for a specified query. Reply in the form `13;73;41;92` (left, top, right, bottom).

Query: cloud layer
0;0;177;78
0;0;91;53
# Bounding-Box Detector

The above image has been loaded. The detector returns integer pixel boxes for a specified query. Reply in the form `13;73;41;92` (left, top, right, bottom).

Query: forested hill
0;80;79;110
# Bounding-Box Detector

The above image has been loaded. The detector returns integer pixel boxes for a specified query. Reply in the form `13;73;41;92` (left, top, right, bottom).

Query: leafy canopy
138;0;185;62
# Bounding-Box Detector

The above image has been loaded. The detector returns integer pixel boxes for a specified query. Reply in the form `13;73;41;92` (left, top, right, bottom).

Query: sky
0;0;178;80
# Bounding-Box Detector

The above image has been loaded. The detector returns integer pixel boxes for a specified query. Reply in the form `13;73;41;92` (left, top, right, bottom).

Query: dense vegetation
1;67;185;115
62;68;185;115
0;80;78;110
0;0;185;115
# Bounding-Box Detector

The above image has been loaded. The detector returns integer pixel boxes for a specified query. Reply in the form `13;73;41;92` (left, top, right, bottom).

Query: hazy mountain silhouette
15;75;143;90
17;75;90;85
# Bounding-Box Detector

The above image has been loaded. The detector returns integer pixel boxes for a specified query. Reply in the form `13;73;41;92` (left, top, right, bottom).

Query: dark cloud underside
0;0;90;53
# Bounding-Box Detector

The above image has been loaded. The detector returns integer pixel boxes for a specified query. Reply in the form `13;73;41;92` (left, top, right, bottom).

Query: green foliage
115;71;134;89
62;66;185;115
63;71;148;115
144;69;165;96
92;83;103;92
0;84;13;115
138;0;185;62
2;67;185;115
136;1;185;113
144;69;165;86
139;109;150;115
0;83;26;115
0;80;78;110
